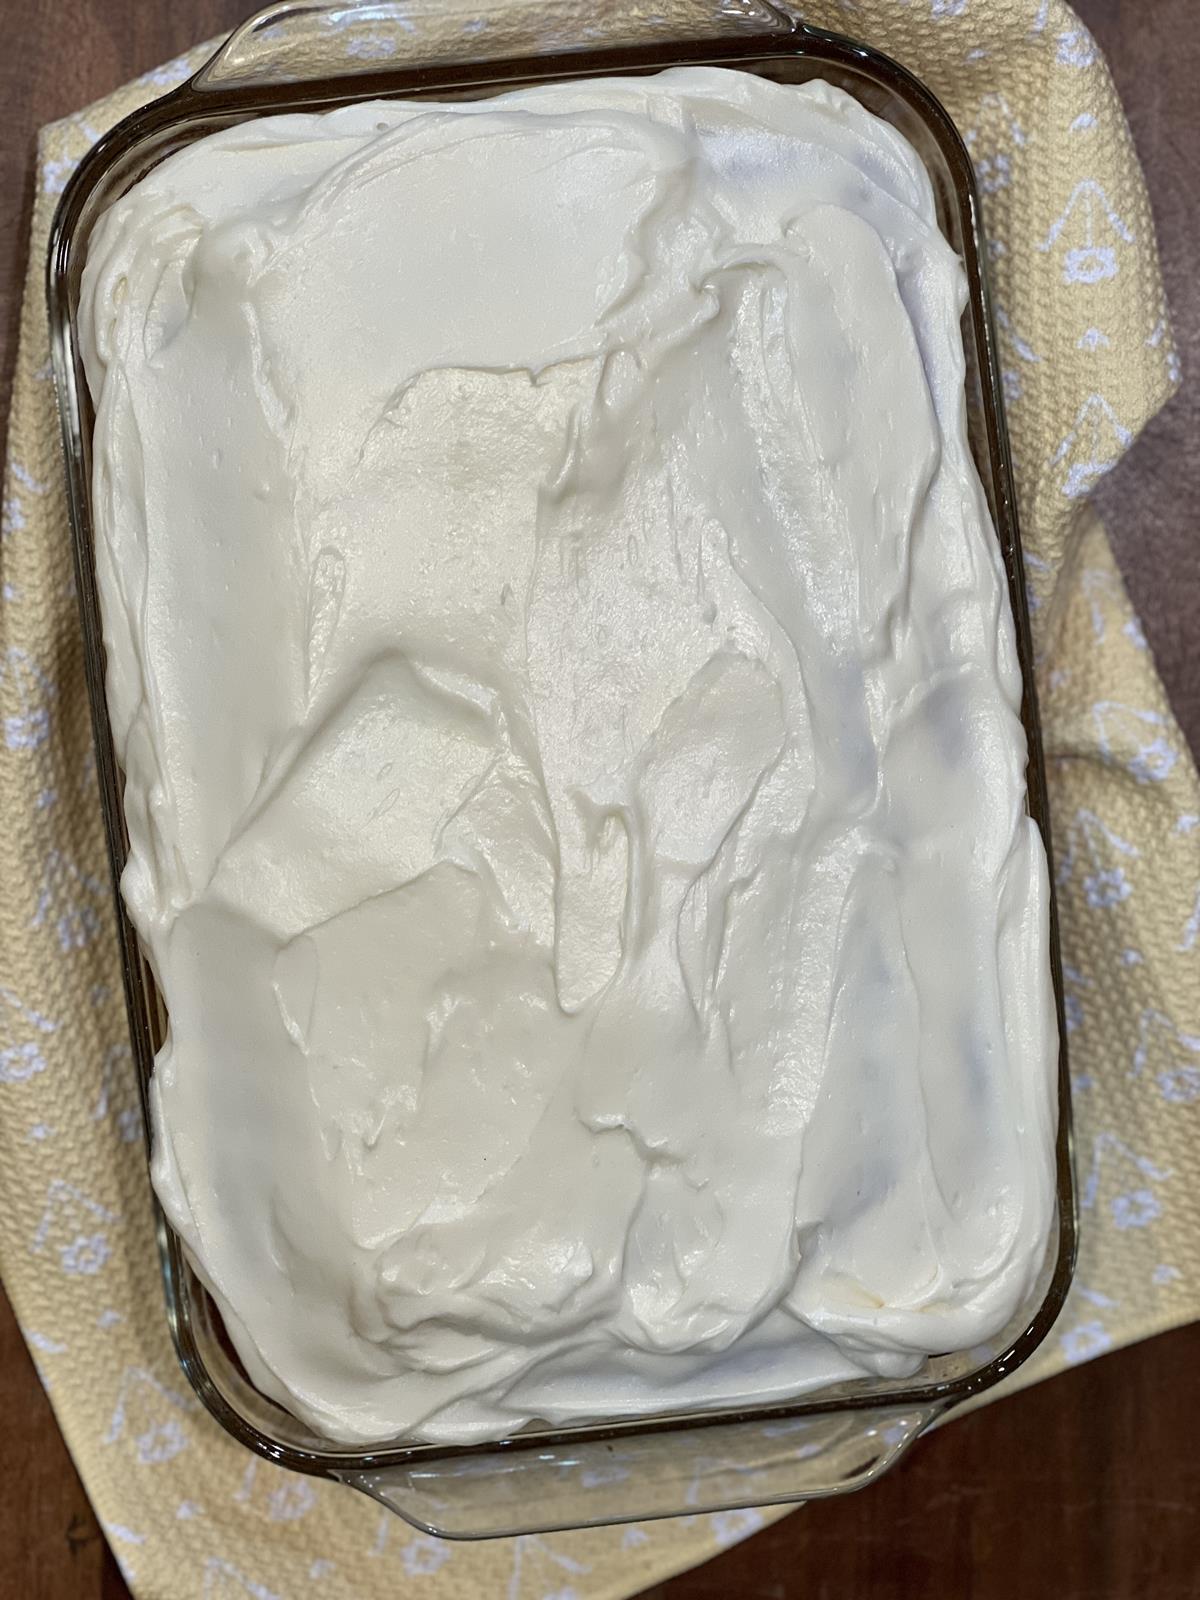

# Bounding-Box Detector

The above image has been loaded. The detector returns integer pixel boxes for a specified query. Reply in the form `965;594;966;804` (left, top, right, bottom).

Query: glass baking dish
47;0;1076;1540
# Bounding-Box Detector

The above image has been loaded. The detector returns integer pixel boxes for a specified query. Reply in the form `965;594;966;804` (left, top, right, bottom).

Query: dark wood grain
0;1280;129;1597
1082;0;1200;754
643;1321;1200;1600
1;3;1197;1597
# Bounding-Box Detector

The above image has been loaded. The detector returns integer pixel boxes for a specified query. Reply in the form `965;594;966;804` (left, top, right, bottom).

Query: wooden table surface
1;3;1197;1597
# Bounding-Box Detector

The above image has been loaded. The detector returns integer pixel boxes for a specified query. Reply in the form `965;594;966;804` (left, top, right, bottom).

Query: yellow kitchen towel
2;2;1197;1596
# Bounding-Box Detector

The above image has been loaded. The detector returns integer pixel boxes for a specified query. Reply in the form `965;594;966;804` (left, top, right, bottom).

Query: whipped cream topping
81;68;1058;1447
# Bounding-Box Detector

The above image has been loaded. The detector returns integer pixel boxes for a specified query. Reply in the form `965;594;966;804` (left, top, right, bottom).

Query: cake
81;67;1058;1446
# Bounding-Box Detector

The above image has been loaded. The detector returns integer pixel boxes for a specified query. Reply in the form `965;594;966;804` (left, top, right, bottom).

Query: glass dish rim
46;12;1078;1484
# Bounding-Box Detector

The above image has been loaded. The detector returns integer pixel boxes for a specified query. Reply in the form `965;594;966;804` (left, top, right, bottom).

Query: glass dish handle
192;0;802;91
333;1404;939;1538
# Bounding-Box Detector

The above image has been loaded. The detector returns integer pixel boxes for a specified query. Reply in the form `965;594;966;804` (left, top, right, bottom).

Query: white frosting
81;68;1058;1447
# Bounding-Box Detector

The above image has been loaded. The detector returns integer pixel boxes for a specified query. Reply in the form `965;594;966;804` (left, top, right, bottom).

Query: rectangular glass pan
47;0;1075;1540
